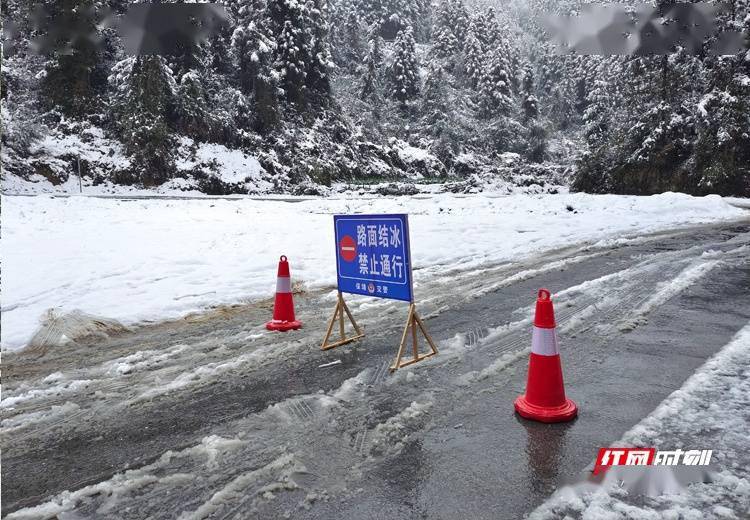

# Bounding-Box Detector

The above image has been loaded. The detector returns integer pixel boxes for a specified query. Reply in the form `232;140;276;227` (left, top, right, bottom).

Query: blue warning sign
333;214;413;302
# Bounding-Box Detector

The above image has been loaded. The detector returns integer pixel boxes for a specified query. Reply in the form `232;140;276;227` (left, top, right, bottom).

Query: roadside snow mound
25;310;128;354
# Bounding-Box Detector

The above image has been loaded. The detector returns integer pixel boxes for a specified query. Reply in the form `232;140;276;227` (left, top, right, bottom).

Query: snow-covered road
1;192;745;351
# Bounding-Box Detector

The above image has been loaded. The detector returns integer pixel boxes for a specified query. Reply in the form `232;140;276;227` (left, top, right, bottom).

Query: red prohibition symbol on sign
339;235;357;262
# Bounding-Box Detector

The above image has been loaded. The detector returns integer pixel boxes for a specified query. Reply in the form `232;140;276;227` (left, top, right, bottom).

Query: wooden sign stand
321;291;364;350
390;302;438;371
325;214;438;371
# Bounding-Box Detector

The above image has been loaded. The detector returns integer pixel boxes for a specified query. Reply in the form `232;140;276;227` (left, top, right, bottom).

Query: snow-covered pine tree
210;87;250;144
573;49;699;195
518;62;544;161
1;61;44;177
267;0;331;107
525;117;546;162
477;48;513;118
167;25;209;81
367;31;385;69
522;95;539;121
208;19;234;76
582;76;613;147
175;71;212;141
275;18;308;105
434;26;460;59
408;0;432;41
541;55;580;129
587;83;610;141
521;65;534;96
462;31;485;89
520;63;539;120
421;65;449;123
451;0;471;45
480;7;502;50
230;15;279;131
231;14;273;94
390;26;419;107
356;0;431;41
355;0;387;37
421;65;459;166
361;35;385;100
467;14;488;54
304;0;333;102
109;56;177;185
340;7;366;68
433;0;460;58
573;57;625;193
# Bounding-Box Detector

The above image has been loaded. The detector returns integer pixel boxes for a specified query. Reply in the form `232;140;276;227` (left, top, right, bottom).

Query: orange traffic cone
266;255;302;332
514;289;577;423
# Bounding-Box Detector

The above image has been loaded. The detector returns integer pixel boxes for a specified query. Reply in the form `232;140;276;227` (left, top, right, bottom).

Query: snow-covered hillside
5;0;746;198
1;192;744;351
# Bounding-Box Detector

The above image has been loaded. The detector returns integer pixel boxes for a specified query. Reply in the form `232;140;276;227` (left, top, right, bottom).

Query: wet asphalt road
2;218;749;519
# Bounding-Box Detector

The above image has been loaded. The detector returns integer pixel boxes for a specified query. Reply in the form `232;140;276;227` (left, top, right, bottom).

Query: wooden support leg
342;298;363;337
321;297;340;350
414;312;438;355
338;292;345;340
321;292;365;351
390;303;414;370
390;303;438;371
411;310;419;362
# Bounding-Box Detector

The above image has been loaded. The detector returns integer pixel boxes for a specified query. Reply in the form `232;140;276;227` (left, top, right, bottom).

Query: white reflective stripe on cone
531;326;560;356
276;277;292;293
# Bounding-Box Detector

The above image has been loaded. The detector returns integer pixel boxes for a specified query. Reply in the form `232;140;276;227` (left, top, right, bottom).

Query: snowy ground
530;323;750;519
1;192;745;351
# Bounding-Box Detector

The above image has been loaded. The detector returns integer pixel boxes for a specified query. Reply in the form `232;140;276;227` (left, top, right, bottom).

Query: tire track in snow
440;242;731;385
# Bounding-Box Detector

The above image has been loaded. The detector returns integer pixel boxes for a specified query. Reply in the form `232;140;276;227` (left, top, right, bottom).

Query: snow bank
1;192;745;350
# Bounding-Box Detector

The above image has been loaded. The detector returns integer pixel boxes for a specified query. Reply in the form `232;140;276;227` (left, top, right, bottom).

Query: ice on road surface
1;192;744;350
